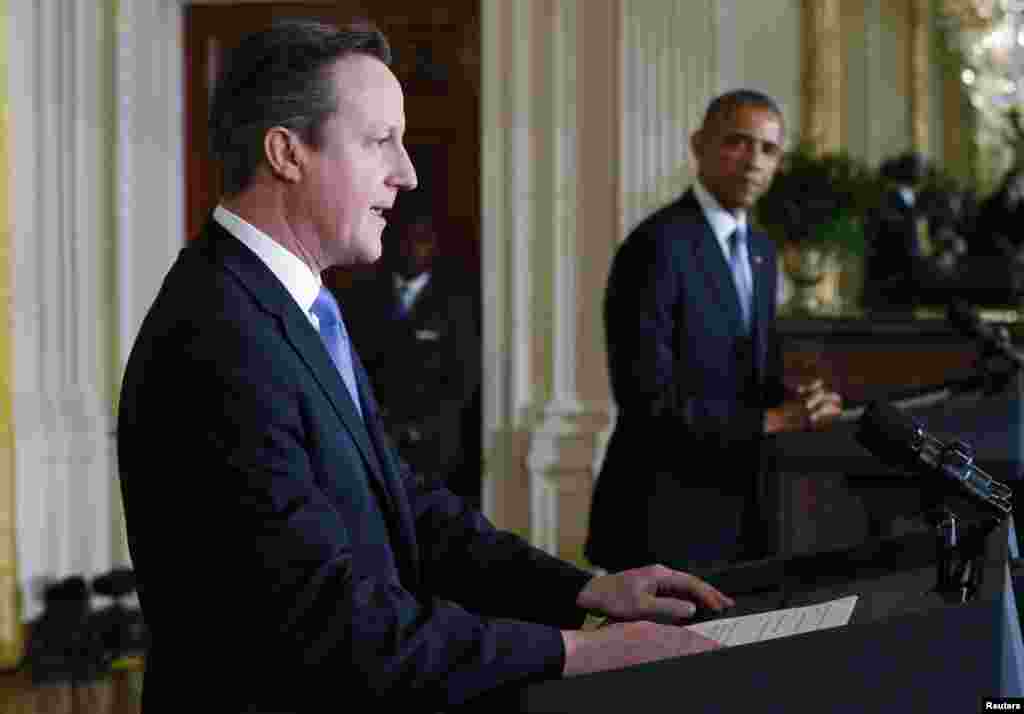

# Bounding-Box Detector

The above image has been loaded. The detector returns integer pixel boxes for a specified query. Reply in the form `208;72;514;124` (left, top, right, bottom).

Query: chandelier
941;0;1024;171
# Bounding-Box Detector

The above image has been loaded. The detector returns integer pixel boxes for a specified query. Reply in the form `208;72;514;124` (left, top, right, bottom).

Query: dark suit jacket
340;262;480;493
864;187;928;307
585;189;785;573
117;220;590;713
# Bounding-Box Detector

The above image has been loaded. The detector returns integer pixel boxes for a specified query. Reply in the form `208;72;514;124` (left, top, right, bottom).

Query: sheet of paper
686;595;858;647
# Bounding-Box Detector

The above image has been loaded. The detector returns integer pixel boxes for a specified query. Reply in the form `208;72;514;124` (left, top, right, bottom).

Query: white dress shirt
213;205;323;329
393;271;431;312
693;180;754;308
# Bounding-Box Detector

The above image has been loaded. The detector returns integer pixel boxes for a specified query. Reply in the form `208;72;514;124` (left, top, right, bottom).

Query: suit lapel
681;192;746;334
208;221;403;525
351;350;421;583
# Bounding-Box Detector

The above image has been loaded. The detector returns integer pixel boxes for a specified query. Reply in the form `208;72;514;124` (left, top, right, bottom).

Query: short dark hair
880;151;928;185
701;89;784;132
209;19;391;196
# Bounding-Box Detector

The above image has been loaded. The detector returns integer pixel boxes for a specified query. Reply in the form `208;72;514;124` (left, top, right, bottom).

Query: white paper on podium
686;595;859;647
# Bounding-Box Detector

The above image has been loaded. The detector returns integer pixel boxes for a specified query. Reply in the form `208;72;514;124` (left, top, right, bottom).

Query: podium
464;519;1022;713
767;377;1024;557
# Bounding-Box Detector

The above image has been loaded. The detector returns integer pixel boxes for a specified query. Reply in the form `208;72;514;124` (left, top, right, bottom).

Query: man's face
302;54;417;268
394;219;438;278
691;103;783;214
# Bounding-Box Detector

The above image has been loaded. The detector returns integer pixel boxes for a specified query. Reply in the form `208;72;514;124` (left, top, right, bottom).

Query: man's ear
690;128;704;161
264;127;304;183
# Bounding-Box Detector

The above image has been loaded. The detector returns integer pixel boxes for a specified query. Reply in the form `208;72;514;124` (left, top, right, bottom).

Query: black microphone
855;400;1012;517
947;299;1024;370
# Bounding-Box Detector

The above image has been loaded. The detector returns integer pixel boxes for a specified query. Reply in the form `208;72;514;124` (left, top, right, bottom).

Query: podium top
464;522;1013;714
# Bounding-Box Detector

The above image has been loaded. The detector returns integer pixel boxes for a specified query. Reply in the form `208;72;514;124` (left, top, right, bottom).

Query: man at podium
586;89;842;576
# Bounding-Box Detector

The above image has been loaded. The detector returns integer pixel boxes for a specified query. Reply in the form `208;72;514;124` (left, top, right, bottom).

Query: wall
719;0;803;147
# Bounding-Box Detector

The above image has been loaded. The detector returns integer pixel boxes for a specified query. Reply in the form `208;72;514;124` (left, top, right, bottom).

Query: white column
9;1;118;619
117;0;185;377
620;0;717;236
480;0;537;538
526;0;616;564
114;0;187;573
482;0;722;562
482;0;621;564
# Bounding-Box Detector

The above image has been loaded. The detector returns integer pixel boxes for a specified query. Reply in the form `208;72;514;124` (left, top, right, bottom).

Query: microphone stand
919;433;1010;604
925;499;996;605
857;397;1014;604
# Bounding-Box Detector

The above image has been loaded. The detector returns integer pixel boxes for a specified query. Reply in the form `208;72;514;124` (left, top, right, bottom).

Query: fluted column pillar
9;1;118;624
909;0;932;155
620;0;716;236
481;0;620;564
481;0;726;562
525;0;623;565
0;2;21;668
802;0;843;154
481;0;537;540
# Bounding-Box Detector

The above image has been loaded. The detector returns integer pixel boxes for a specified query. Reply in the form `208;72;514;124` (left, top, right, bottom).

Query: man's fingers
651;571;735;612
687;630;724;652
805;389;841;414
795;378;824;395
644;597;697;622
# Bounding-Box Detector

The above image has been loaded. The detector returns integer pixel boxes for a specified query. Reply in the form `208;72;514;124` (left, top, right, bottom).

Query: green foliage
754;143;884;256
1001;104;1024;171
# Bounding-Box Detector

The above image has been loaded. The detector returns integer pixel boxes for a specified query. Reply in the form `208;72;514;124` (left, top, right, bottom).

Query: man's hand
561;620;721;677
575;564;734;624
765;378;843;433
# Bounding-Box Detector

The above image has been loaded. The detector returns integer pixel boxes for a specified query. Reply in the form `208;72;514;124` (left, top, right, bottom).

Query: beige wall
839;0;949;169
723;0;803;147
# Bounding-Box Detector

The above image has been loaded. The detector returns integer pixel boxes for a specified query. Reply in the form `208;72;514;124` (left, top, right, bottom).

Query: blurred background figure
863;151;934;309
954;168;1024;305
918;182;970;279
339;200;482;507
970;168;1024;262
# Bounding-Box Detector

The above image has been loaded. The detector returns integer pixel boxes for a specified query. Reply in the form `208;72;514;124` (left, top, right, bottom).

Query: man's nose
394;148;418;191
747;144;769;170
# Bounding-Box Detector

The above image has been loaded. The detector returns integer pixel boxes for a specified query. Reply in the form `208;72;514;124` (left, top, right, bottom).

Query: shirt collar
213;205;322;320
394;271;431;292
897;186;916;208
693;179;747;257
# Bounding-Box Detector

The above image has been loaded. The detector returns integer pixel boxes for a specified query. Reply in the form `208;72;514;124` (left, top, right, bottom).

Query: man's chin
734;192;762;211
350;236;384;266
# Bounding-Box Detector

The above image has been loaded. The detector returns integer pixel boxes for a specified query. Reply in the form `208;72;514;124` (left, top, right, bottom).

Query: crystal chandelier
941;1;1024;173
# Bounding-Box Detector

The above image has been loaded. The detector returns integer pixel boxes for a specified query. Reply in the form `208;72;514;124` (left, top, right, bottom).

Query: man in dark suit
863;151;935;309
341;205;482;507
586;90;842;575
117;20;733;713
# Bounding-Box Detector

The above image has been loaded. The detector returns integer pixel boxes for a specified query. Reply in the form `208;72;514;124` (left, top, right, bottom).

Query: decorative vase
784;245;832;315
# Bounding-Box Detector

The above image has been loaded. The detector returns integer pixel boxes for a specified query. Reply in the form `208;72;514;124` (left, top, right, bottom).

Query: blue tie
311;287;363;420
729;226;753;331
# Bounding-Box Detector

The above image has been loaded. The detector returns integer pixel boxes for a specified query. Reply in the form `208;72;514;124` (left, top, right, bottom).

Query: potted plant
755;144;883;313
